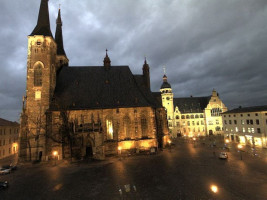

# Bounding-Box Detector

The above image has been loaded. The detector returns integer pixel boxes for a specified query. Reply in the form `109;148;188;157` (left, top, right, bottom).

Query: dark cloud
0;0;267;121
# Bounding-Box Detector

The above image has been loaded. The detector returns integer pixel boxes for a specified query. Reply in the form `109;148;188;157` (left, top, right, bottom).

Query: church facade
19;0;169;161
159;74;227;138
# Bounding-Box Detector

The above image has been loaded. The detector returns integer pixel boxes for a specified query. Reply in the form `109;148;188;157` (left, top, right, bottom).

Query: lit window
35;91;41;100
106;119;113;140
123;116;131;138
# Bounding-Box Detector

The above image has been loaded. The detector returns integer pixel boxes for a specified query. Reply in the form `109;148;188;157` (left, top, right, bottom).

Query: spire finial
163;66;166;75
106;49;108;56
59;3;61;9
144;56;147;64
104;49;111;69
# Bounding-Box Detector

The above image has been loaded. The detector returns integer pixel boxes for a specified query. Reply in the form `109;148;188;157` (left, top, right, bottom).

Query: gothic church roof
51;66;161;110
0;118;19;126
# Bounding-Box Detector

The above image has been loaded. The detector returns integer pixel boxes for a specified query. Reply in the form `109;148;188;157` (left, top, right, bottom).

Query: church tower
142;57;150;90
22;0;58;161
160;73;174;135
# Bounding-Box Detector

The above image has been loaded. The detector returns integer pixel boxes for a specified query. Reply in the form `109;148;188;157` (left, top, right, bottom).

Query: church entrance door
86;145;93;157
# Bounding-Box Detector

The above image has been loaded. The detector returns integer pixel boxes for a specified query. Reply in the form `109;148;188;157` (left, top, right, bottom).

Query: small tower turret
103;49;111;70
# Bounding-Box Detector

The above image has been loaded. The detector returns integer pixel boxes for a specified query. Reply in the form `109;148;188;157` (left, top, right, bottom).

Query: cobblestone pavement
1;138;267;200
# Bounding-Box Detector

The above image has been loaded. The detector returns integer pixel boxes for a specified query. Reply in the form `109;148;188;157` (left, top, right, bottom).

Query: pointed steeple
30;0;53;37
55;8;66;56
103;49;111;69
143;57;150;90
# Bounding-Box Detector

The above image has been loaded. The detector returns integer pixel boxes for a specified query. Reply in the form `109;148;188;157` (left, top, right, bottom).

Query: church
19;0;169;161
158;74;227;138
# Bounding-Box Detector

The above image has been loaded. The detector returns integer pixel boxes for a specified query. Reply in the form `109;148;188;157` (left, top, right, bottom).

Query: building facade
0;118;19;160
222;105;267;148
160;74;227;138
19;0;169;162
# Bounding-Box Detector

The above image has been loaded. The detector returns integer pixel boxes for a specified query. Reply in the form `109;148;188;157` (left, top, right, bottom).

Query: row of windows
225;127;261;134
183;127;205;133
0;147;17;158
224;113;267;118
179;114;204;119
0;128;19;135
0;138;17;146
224;119;260;125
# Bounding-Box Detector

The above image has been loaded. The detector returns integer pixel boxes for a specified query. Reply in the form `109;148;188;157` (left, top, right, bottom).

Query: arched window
176;115;179;119
200;114;204;118
106;117;113;140
181;115;185;119
123;116;131;139
34;64;42;86
141;115;148;137
195;115;199;118
190;115;194;119
186;115;190;119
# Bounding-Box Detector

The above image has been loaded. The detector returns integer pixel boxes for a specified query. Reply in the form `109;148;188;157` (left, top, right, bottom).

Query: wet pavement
1;138;267;200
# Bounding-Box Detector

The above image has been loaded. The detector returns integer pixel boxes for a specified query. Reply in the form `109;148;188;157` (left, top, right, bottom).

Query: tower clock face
166;97;170;100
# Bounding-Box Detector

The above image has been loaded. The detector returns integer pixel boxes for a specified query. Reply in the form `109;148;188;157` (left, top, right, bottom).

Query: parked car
0;181;8;190
0;168;11;175
219;152;228;159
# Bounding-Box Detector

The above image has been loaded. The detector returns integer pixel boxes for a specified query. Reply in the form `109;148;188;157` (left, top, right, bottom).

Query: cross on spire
163;66;166;75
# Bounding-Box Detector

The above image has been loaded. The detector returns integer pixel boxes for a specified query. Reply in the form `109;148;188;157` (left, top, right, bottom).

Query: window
256;119;259;125
186;115;190;119
34;64;42;86
255;113;258;116
251;128;255;133
247;114;250;117
216;120;219;125
234;120;237;125
190;115;194;119
240;114;243;117
241;120;244;125
123;116;131;138
246;120;249;125
235;127;238;132
248;128;251;133
257;128;261;133
234;115;236;117
216;126;221;131
181;115;185;119
195;115;199;118
229;115;231;117
208;121;213;125
176;122;180;126
197;121;199;125
211;108;222;116
187;121;190;126
242;127;245;133
250;120;253;125
141;116;148;137
200;114;204;118
229;120;232;124
192;121;195;126
176;115;179;119
106;118;113;140
224;120;227;125
201;121;204;125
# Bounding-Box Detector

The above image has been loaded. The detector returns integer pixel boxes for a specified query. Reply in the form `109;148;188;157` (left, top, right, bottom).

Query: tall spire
143;57;150;90
30;0;53;37
103;49;111;69
55;8;66;56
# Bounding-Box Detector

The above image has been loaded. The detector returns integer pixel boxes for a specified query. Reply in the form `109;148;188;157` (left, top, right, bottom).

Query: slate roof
174;96;211;113
0;118;19;126
223;105;267;114
160;82;171;89
51;66;161;110
30;0;53;37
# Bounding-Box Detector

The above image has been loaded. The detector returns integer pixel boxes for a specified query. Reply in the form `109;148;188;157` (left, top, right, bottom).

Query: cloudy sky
0;0;267;121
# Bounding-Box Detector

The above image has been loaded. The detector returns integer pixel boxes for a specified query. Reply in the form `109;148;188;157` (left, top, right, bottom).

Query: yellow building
222;105;267;148
160;74;227;138
0;118;19;159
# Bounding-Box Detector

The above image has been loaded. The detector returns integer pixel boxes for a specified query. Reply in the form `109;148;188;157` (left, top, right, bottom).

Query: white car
219;152;228;159
0;168;11;175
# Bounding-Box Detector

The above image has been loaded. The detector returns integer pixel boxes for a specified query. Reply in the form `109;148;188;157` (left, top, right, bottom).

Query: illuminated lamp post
237;144;243;160
168;140;171;151
210;184;219;196
225;139;230;151
118;146;122;160
193;137;196;148
53;151;58;166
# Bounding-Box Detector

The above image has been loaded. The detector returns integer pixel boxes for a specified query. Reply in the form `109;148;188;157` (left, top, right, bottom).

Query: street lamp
118;146;122;160
168;140;171;151
225;139;230;151
53;151;58;165
210;184;218;193
193;137;196;147
237;144;243;160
